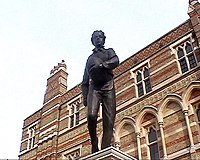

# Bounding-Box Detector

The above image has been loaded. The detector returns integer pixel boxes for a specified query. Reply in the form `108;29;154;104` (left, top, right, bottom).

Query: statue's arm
102;48;119;69
81;67;89;106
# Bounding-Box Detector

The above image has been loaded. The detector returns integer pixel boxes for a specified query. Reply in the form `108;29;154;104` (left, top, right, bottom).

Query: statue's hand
93;58;103;68
99;63;103;68
89;57;103;74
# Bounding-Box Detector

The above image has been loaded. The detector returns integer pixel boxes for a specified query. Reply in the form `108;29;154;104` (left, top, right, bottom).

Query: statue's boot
91;137;99;153
88;116;99;153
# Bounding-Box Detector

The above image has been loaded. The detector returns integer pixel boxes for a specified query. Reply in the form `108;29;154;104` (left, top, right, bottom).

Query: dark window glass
143;67;150;78
188;54;197;69
145;78;152;93
148;128;157;143
70;115;74;128
150;143;160;160
71;105;74;114
137;82;144;97
179;58;189;73
148;128;159;160
136;66;152;97
29;139;32;149
137;72;142;82
32;136;35;147
30;130;33;137
177;48;184;58
197;109;200;122
75;113;79;125
76;104;80;112
185;42;193;54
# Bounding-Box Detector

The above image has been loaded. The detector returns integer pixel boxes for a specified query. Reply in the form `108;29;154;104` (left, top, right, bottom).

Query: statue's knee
88;113;97;121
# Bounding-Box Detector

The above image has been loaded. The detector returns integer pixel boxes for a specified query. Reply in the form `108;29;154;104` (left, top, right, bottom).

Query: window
135;66;152;97
197;109;200;125
27;124;36;150
69;99;80;128
148;127;160;160
63;148;81;160
175;40;197;74
67;151;80;160
196;103;200;127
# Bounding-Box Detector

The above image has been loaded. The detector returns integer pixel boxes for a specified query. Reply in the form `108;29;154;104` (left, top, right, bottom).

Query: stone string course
115;69;199;122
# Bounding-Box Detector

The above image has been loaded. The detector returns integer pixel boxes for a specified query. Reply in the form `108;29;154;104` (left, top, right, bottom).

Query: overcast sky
0;0;189;158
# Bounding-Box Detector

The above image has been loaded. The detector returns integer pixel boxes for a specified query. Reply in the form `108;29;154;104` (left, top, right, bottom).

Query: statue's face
92;31;105;48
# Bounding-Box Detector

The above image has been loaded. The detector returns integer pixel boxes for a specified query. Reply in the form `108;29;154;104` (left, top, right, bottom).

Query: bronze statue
81;30;119;153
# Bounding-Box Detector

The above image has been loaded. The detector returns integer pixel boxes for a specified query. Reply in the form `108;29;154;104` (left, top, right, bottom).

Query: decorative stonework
58;124;88;144
24;110;41;128
20;149;37;159
114;21;192;77
115;69;200;123
61;85;82;104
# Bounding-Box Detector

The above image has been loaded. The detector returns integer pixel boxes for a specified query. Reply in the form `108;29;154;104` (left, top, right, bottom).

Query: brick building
19;1;200;159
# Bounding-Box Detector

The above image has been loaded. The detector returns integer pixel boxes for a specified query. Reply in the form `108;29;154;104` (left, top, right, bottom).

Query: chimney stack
43;60;68;104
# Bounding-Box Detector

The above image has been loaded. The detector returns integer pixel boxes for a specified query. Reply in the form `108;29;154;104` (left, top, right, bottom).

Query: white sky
0;0;189;159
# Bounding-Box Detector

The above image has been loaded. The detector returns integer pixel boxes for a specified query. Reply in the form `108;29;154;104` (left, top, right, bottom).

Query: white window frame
130;60;152;97
27;122;37;150
68;96;81;128
170;33;198;74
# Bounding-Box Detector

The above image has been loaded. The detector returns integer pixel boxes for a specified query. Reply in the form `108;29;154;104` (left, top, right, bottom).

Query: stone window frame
130;60;152;98
144;124;160;160
27;122;37;150
170;33;198;75
68;96;81;129
193;102;200;128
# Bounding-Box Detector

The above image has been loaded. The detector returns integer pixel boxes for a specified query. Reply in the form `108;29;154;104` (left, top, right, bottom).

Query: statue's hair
91;30;106;46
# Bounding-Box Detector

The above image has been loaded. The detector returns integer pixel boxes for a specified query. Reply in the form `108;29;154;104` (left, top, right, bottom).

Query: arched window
177;47;188;73
136;71;142;82
27;124;36;150
175;40;197;74
143;67;150;78
148;127;160;160
68;98;81;128
185;42;193;53
135;65;152;97
136;71;144;97
177;47;184;58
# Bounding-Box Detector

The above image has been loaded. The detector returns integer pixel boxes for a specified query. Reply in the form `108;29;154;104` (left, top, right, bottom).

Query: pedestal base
80;146;137;160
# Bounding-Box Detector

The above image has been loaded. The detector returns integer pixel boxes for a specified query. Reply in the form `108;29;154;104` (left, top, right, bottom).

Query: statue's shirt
81;47;119;97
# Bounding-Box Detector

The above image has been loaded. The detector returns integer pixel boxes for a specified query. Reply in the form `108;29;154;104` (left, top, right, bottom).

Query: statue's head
91;30;106;48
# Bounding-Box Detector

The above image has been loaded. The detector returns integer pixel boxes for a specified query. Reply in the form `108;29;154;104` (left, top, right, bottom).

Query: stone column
136;132;142;160
159;122;168;160
183;110;196;153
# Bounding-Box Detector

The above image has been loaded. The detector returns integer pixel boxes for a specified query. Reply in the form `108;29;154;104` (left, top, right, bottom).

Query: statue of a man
81;30;119;153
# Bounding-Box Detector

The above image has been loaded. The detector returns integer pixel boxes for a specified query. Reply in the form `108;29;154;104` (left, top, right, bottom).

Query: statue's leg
101;88;116;149
87;88;101;153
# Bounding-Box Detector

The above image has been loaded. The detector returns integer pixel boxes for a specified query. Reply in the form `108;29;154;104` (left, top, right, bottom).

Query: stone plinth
80;146;137;160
